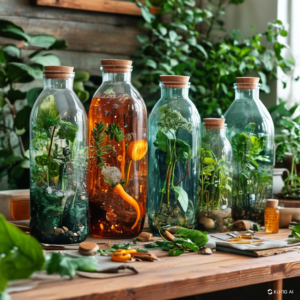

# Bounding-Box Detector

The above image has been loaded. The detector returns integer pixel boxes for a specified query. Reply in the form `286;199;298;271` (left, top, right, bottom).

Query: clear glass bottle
265;199;279;233
198;118;233;232
148;75;201;235
30;66;89;244
224;77;274;225
88;60;147;238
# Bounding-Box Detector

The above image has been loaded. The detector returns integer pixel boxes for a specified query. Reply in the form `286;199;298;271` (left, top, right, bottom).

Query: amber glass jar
88;60;147;238
264;199;279;233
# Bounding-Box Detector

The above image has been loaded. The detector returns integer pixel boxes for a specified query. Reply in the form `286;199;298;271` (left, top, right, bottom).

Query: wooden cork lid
101;59;132;73
266;199;278;209
203;118;225;129
236;77;260;90
44;66;74;79
160;75;190;88
78;242;99;256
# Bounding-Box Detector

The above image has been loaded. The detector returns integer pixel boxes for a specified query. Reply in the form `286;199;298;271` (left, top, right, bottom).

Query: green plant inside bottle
231;123;272;223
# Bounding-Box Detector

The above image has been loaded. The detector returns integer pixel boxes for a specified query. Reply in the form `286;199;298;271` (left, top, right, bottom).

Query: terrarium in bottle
88;60;147;238
198;118;233;232
30;66;89;244
148;75;201;235
224;77;274;225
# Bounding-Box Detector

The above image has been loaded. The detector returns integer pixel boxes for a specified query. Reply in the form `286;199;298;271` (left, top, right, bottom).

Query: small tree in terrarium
198;119;233;232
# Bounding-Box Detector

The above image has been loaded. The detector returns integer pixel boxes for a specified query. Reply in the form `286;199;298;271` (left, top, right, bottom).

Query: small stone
212;249;216;253
137;232;153;242
79;226;84;232
62;226;68;232
80;195;86;200
73;233;78;236
54;227;57;230
67;231;74;236
77;231;81;236
199;248;212;255
54;228;64;236
199;216;215;230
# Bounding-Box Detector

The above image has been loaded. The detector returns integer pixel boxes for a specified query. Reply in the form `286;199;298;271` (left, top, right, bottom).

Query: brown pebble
164;231;175;241
54;228;64;236
62;226;68;232
137;232;153;242
79;242;99;256
199;248;212;255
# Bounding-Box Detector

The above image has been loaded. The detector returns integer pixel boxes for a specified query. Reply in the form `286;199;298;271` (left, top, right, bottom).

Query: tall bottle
147;75;201;235
30;66;89;244
198;118;233;232
224;77;274;225
88;60;147;238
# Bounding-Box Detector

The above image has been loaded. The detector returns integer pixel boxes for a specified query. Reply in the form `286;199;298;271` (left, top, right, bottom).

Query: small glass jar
147;75;201;235
198;118;233;232
88;60;147;238
224;77;274;225
29;66;89;244
264;199;279;233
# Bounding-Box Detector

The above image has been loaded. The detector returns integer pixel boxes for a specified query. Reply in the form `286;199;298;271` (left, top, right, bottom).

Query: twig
48;126;56;157
175;161;189;186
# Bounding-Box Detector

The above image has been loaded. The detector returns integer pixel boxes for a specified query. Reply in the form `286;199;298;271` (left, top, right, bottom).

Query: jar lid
160;75;190;88
266;199;278;208
203;118;225;129
44;66;74;79
101;59;133;73
235;77;260;90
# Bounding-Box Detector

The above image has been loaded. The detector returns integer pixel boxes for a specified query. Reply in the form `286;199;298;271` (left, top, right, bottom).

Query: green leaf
153;130;169;152
105;124;124;142
174;238;199;252
36;95;59;128
290;223;300;239
6;89;26;103
30;54;61;67
0;69;7;88
97;249;108;256
245;122;256;133
203;157;215;164
28;35;56;48
14;106;32;130
0;50;6;64
169;30;177;42
173;186;189;212
45;253;97;278
141;6;155;23
75;90;89;103
168;249;184;256
74;71;90;82
146;59;157;69
176;228;209;248
0;20;30;41
27;87;43;107
7;63;43;82
1;44;20;58
0;214;45;288
35;154;52;166
56;120;78;142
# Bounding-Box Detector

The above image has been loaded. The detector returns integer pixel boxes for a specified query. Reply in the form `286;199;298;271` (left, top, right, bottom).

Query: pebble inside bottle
88;60;147;238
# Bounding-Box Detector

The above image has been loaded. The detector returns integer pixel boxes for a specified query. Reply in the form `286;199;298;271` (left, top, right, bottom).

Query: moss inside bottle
147;75;201;235
29;66;89;244
224;77;274;225
198;118;233;232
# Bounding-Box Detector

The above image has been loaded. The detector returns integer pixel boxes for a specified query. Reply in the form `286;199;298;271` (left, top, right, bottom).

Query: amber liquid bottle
264;199;279;233
88;60;147;238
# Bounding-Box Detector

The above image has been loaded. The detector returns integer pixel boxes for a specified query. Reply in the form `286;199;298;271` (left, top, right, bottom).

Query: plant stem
175;161;189;186
166;163;172;207
71;184;78;208
48;126;56;157
125;160;132;187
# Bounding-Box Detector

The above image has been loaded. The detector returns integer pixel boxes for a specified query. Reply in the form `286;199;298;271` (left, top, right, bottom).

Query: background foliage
0;20;96;189
133;0;293;116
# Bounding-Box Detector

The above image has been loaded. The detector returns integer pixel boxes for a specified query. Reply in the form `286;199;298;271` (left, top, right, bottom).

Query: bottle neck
44;78;74;89
235;88;259;100
161;87;189;99
204;128;226;138
102;72;131;83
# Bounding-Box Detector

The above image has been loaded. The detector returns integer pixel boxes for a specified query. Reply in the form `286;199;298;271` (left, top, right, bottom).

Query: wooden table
11;229;300;300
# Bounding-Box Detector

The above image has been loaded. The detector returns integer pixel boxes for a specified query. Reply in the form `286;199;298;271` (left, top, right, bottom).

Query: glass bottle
148;75;201;235
30;66;89;244
198;118;233;232
88;60;147;238
224;77;274;225
264;199;279;233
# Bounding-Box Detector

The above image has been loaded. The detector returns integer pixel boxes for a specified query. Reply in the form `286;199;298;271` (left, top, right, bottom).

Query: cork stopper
44;66;74;79
266;199;278;209
101;59;132;73
236;77;260;90
203;118;225;129
160;75;190;88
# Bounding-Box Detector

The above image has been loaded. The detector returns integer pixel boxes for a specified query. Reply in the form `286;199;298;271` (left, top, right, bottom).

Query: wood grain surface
10;229;300;300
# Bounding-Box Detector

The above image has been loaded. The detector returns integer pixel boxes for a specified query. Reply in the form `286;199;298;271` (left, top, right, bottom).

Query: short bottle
264;199;279;233
198;118;233;232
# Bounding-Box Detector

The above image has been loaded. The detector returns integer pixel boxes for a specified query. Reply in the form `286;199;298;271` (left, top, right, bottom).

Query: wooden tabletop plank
11;229;300;300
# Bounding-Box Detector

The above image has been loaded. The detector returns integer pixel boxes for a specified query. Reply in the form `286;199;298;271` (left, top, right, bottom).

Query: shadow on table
176;277;300;300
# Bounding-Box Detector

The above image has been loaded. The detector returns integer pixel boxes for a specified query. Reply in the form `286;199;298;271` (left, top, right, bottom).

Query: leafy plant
230;123;272;221
270;101;300;198
289;223;300;238
133;0;292;116
0;19;90;190
152;104;193;229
